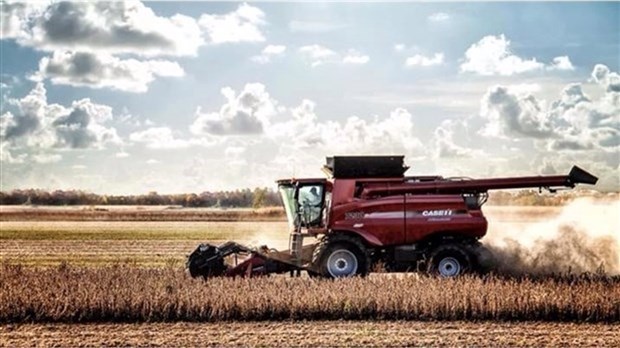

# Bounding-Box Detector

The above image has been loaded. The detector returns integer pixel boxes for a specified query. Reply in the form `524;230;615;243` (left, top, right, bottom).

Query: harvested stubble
1;264;619;323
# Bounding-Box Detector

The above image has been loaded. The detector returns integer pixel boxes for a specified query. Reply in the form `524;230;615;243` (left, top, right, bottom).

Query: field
1;203;619;346
0;206;564;267
3;321;619;347
2;265;619;323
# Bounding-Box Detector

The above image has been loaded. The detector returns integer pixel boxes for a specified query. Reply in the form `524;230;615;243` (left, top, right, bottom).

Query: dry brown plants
1;263;619;324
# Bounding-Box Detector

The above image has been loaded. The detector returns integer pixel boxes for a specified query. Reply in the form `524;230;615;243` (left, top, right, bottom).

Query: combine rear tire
427;244;472;278
313;234;369;278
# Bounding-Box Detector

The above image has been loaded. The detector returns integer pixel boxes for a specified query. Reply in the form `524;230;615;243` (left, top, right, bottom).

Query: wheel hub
327;249;358;277
438;257;461;277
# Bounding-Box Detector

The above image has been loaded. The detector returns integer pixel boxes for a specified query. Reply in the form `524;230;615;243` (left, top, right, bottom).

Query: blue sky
1;1;619;194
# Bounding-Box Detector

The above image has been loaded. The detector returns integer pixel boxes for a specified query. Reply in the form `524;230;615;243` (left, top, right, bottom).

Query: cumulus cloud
460;35;545;76
3;2;269;56
38;51;184;93
342;50;369;65
267;99;323;148
5;1;203;57
191;83;279;135
199;3;266;44
405;53;444;67
0;1;45;39
52;99;119;149
479;64;620;152
548;56;575;71
129;127;192;149
2;2;271;93
480;85;553;139
591;64;620;92
0;82;120;162
251;45;286;64
270;100;424;154
188;82;424;154
434;120;481;158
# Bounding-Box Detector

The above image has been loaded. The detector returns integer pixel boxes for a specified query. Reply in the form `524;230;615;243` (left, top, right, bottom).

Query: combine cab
188;156;598;279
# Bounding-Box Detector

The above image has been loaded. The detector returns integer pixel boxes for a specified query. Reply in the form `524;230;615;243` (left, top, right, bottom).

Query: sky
0;1;619;194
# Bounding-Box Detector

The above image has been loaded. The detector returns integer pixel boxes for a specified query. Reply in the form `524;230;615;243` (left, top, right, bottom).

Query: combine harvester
188;156;597;279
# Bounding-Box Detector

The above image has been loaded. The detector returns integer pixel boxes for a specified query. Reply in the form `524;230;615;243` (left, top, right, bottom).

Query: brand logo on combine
422;210;453;217
345;211;365;220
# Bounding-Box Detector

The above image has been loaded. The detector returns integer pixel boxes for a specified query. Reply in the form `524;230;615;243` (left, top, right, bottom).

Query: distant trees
0;188;283;208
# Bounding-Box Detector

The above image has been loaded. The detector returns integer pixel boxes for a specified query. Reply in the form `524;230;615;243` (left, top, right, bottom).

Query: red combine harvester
188;156;598;279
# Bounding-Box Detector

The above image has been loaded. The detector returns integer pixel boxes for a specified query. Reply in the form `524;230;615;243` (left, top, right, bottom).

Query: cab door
296;183;326;227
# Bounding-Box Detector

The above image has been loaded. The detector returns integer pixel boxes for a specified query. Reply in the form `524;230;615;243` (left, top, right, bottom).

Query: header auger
188;156;597;279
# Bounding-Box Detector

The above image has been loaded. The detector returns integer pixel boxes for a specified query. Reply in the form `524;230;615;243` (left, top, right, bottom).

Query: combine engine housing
188;156;598;279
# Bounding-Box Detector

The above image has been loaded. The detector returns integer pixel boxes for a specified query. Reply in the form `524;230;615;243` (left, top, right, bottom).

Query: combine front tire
427;244;472;278
313;234;369;278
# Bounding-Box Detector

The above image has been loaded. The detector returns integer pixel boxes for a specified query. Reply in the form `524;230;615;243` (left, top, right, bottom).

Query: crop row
1;264;618;323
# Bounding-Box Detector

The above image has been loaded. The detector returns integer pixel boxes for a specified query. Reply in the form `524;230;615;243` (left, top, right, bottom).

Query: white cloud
38;51;184;93
199;3;266;44
299;45;336;59
251;44;286;64
129;127;192;149
394;44;406;52
6;1;203;57
405;53;444;67
289;20;346;33
191;83;279;135
0;143;27;164
460;35;544;76
0;2;46;40
263;45;286;55
270;100;424;154
342;50;370;65
479;64;620;152
3;2;269;57
433;120;481;158
591;64;620;92
299;45;369;67
299;44;337;67
1;82;120;162
146;159;160;165
548;56;575;71
428;12;450;22
504;83;542;95
480;85;554;139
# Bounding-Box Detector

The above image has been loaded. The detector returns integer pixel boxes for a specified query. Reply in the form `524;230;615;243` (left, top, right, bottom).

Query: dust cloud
482;197;620;276
242;222;290;251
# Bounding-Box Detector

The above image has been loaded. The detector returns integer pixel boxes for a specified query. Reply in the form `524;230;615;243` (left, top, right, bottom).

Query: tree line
0;188;282;208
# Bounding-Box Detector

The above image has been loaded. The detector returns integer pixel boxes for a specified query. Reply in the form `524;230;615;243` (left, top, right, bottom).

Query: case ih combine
188;156;597;279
